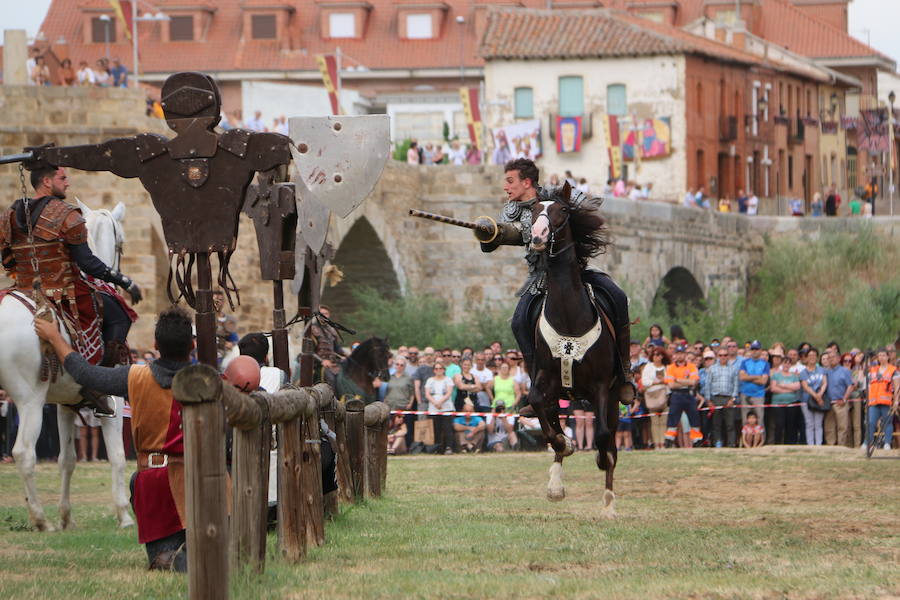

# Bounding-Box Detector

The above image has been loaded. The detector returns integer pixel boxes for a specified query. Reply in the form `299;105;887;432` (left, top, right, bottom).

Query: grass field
0;447;898;599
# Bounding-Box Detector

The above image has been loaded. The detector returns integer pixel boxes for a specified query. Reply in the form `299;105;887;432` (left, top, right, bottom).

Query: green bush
628;226;898;350
347;286;517;350
392;138;414;162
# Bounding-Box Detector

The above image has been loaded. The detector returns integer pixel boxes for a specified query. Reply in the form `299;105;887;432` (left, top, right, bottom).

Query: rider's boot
617;322;636;405
79;387;116;418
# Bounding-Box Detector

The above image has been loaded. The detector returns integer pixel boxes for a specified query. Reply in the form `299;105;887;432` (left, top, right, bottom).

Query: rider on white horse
0;164;143;415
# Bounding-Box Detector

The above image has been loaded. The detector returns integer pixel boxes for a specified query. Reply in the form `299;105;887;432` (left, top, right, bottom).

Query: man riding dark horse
480;158;634;403
0;165;142;415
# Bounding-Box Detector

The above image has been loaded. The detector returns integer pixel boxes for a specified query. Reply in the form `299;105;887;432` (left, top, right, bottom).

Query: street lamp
890;90;896;216
99;15;112;59
132;8;170;86
456;15;466;84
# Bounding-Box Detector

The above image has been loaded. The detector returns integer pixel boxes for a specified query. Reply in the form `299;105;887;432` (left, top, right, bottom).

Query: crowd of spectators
376;329;899;456
27;48;129;88
405;140;483;166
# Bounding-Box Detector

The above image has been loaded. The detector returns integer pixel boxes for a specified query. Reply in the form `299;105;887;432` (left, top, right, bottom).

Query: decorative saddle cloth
537;291;603;389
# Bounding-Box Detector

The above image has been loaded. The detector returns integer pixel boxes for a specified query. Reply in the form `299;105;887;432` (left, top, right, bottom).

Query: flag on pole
108;0;133;41
604;115;622;179
315;54;342;115
459;87;484;151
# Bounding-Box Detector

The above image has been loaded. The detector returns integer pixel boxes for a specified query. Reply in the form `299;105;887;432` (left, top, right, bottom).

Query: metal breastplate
500;199;545;296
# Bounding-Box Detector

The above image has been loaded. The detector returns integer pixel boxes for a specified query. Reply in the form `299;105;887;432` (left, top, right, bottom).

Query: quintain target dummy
19;72;293;571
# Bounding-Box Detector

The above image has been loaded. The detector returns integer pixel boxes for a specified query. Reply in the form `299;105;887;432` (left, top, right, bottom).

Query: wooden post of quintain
364;402;390;498
172;329;228;600
334;399;353;504
344;398;366;502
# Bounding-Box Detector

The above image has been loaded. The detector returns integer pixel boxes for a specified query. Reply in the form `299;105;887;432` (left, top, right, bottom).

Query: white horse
0;200;133;531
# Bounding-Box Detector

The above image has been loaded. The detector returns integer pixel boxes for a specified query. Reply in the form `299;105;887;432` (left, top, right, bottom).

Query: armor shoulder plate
33;200;80;242
218;128;252;158
135;133;169;163
61;210;88;245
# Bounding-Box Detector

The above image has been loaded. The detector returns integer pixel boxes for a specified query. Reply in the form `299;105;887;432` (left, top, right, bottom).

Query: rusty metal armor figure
25;72;293;307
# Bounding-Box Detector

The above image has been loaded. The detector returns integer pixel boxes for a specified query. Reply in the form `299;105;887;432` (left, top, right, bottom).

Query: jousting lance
408;209;503;243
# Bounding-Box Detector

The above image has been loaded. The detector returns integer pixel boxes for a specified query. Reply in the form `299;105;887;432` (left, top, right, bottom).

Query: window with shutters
514;87;534;119
91;17;117;43
406;14;433;39
607;84;627;116
252;14;277;39
558;76;583;117
170;15;194;41
329;13;355;38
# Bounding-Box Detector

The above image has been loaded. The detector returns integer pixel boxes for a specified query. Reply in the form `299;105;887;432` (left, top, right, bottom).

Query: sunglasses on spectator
717;353;728;357
442;353;451;357
451;354;461;359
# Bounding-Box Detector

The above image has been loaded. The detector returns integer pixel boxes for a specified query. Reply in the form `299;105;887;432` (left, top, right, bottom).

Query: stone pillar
3;30;29;85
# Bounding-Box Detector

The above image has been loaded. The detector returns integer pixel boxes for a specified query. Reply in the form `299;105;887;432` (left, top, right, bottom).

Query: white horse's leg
601;488;617;519
11;397;53;531
57;405;78;530
547;462;566;501
100;398;133;528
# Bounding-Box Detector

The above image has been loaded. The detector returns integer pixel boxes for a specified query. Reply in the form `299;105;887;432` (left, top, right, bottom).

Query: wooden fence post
319;392;339;518
228;392;271;573
334;400;353;504
344;398;366;502
364;402;390;498
300;393;324;547
172;365;229;600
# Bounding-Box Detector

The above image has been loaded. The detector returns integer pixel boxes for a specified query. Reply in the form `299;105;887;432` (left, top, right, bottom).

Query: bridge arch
652;266;705;318
321;215;402;317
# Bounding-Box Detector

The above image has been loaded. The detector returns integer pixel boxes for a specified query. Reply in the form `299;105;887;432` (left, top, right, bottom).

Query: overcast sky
5;0;900;66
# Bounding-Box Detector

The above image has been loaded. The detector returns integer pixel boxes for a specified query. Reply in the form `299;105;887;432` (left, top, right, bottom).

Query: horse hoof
34;521;55;532
547;487;566;502
60;518;76;531
118;513;135;529
601;490;617;519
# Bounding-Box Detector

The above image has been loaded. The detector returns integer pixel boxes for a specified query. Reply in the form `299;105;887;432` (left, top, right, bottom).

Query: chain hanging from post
18;164;42;293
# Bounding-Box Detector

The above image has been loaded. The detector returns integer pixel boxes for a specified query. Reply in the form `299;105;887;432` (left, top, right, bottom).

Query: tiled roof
479;8;692;60
479;7;829;82
35;0;537;76
658;0;891;63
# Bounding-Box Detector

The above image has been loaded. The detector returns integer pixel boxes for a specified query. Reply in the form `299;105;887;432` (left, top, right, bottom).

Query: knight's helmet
160;72;222;130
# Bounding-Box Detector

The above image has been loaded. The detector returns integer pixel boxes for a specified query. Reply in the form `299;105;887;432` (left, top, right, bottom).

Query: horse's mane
343;336;387;370
547;187;610;269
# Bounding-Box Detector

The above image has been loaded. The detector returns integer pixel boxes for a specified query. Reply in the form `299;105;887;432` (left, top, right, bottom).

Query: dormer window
329;12;356;38
406;13;433;39
397;2;447;40
252;14;277;39
170;15;194;41
91;16;117;43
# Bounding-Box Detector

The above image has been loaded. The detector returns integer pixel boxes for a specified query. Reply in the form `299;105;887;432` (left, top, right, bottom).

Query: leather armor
0;199;85;300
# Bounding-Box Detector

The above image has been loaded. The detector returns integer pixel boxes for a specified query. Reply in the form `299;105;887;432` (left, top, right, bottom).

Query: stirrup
93;402;117;419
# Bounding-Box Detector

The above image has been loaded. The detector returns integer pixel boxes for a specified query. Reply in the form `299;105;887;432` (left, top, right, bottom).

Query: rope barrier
388;397;869;420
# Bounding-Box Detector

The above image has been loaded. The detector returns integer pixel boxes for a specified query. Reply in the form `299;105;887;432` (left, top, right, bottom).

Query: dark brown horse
527;183;620;516
334;337;391;404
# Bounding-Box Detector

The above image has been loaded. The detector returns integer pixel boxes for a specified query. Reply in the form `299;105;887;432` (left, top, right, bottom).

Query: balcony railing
788;117;805;145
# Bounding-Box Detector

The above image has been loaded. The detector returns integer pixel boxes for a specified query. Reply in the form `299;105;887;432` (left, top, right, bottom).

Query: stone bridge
2;85;897;349
322;164;768;320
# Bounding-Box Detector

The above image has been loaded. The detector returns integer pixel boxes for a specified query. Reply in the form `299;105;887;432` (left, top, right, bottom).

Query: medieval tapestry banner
620;117;672;161
491;119;542;164
555;116;583;153
858;109;889;153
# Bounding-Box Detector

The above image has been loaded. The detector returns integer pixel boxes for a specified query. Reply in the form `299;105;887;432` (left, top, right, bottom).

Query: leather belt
137;451;183;471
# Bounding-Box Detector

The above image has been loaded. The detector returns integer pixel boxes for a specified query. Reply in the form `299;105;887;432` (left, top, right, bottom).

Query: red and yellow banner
604;114;622;179
316;54;342;115
459;86;484;150
107;0;133;41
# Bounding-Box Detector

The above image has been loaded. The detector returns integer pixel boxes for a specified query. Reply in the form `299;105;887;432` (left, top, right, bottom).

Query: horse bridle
345;340;391;381
535;200;574;259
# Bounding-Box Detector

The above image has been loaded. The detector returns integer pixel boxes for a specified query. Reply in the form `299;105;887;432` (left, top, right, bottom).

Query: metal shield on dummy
288;115;390;218
297;194;331;255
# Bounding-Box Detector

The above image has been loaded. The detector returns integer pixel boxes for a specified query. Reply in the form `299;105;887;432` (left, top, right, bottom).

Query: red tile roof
479;7;830;82
36;0;555;76
642;0;891;63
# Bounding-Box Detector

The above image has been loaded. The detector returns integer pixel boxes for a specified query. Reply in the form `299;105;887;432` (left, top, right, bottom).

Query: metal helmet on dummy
160;72;222;130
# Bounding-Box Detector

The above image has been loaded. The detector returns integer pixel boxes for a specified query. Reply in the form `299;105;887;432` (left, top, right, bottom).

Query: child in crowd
741;412;765;448
616;402;635;451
